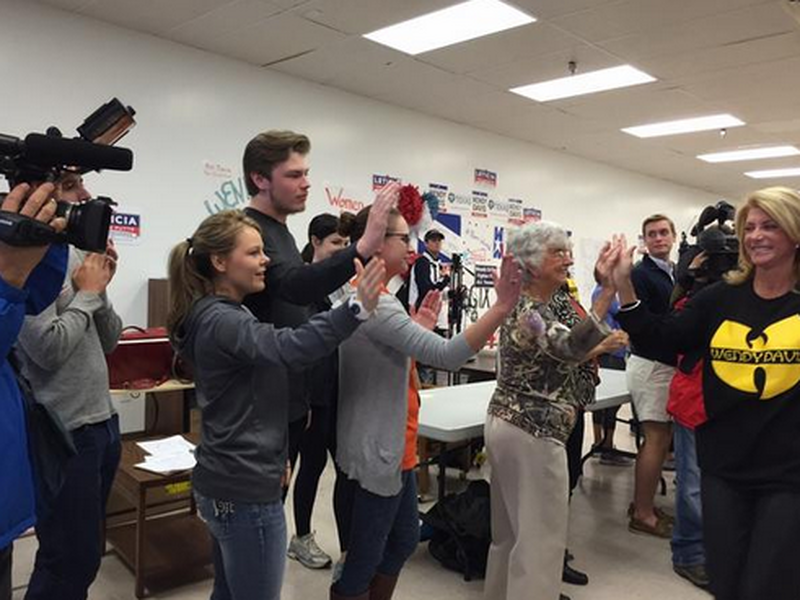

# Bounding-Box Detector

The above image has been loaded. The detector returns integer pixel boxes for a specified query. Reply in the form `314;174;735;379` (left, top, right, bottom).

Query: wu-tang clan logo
709;316;800;400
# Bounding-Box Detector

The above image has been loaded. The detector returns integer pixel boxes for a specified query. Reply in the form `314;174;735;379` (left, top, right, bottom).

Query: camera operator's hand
105;239;119;282
356;181;400;259
688;250;708;272
0;182;66;289
72;252;113;294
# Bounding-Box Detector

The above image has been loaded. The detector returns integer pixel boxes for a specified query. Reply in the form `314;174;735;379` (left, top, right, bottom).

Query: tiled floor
11;409;710;599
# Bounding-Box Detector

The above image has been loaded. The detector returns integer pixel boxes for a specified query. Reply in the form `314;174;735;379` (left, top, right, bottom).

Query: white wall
0;1;718;324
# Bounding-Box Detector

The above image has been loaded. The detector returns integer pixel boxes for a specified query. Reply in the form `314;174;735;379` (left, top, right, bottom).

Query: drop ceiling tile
635;31;800;81
510;0;622;20
467;44;620;89
559;86;711;127
598;1;794;60
551;0;776;43
676;55;800;103
720;84;800;126
76;0;235;35
270;36;402;84
200;11;346;65
418;21;577;75
167;1;283;46
296;0;460;35
35;0;95;10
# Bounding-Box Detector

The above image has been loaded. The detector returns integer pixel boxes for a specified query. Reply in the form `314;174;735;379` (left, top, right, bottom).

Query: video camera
0;98;135;252
677;200;739;289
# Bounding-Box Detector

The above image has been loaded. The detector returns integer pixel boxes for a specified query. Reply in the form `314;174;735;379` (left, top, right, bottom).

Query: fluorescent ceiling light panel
510;65;656;102
622;114;745;138
745;167;800;179
698;145;800;163
363;0;535;55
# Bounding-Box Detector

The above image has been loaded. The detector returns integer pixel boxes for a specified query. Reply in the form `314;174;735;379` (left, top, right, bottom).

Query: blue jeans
194;492;286;600
334;471;419;596
25;415;121;600
671;423;705;567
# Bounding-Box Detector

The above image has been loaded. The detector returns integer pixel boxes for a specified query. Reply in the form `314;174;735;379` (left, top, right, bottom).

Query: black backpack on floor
421;479;491;581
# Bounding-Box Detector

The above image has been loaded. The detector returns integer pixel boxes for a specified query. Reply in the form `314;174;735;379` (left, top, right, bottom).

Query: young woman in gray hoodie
167;210;385;600
332;206;522;600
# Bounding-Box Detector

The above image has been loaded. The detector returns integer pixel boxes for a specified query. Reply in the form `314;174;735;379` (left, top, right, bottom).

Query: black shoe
559;595;571;600
562;560;589;586
673;563;710;589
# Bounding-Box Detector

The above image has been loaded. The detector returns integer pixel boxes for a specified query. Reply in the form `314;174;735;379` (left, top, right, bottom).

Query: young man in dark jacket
241;130;398;568
627;214;677;538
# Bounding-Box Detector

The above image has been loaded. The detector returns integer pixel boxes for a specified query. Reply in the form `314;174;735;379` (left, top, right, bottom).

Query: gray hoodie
175;295;360;504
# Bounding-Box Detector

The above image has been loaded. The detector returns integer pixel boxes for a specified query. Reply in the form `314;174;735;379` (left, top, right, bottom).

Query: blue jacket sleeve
0;244;68;361
0;275;28;362
25;244;68;316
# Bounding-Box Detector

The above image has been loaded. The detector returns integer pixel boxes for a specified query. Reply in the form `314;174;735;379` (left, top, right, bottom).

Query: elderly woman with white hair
484;221;619;600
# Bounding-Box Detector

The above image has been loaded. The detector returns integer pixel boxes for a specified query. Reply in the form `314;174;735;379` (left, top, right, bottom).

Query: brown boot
330;587;369;600
369;572;399;600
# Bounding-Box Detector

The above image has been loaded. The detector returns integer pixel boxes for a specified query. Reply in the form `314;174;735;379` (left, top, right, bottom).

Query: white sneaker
287;532;332;569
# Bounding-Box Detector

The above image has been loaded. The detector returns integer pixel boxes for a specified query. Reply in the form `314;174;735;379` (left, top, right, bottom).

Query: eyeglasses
549;248;572;260
385;232;411;244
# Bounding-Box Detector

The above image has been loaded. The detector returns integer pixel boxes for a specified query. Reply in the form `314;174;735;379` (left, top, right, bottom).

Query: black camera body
0;99;135;252
677;200;739;290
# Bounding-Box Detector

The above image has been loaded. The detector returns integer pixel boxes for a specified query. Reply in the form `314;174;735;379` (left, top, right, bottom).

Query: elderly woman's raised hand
493;254;523;314
597;330;629;354
594;240;618;290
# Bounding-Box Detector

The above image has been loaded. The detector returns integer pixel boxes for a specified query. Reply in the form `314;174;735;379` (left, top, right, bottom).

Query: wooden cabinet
105;433;212;598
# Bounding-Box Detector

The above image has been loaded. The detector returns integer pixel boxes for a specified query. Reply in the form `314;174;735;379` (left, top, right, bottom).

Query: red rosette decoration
397;184;423;226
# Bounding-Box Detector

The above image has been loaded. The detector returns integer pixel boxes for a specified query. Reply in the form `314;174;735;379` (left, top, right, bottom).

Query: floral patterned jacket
488;292;609;445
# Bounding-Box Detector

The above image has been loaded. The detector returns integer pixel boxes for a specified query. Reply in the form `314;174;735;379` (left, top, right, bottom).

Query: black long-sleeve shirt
617;280;800;491
243;208;360;421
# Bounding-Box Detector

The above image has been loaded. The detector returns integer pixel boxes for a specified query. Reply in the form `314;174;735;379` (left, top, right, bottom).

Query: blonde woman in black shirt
612;187;800;600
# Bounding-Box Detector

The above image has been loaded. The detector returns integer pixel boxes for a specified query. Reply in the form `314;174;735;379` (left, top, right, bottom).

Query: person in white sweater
15;172;122;600
333;206;522;600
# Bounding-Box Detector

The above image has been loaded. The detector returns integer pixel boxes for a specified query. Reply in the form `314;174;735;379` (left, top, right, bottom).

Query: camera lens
53;198;112;252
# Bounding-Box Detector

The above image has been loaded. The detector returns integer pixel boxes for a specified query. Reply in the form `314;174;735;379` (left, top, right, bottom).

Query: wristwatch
347;296;372;321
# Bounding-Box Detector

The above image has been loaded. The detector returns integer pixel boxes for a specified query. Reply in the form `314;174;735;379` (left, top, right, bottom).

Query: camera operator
1;182;67;600
14;171;123;600
667;219;739;590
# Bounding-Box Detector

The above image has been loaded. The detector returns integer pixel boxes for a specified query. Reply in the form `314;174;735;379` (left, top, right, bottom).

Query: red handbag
106;326;174;390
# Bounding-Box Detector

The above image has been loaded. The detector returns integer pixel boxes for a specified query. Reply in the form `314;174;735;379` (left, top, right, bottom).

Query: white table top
418;368;629;443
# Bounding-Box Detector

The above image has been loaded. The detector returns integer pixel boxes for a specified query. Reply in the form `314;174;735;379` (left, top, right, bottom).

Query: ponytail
166;210;261;337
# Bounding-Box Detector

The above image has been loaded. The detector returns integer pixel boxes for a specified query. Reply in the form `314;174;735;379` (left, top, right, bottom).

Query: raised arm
17;252;113;371
268;182;399;304
266;243;360;305
366;255;522;369
605;234;711;355
218;257;385;370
